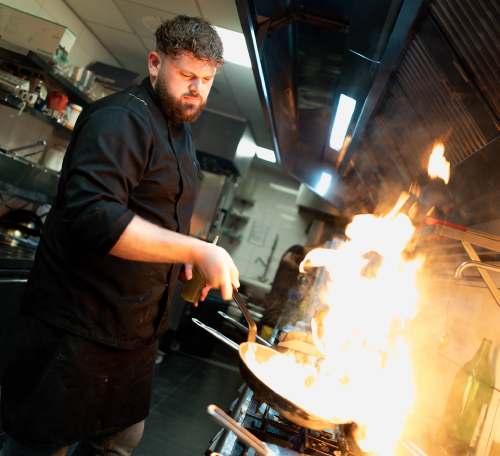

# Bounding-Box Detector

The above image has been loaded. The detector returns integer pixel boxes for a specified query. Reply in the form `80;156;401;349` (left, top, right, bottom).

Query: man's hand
110;216;239;300
193;244;239;301
179;264;211;307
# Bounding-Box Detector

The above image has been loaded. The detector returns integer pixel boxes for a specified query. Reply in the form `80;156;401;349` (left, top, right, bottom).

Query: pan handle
218;311;272;348
192;319;240;351
232;290;257;344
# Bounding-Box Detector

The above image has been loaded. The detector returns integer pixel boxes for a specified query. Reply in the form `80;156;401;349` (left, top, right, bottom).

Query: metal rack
415;218;500;307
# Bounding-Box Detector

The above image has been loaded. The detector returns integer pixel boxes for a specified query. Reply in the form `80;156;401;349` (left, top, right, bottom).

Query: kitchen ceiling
63;0;274;150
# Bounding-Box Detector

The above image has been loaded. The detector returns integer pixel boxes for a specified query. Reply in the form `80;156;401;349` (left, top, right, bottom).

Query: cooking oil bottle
436;338;493;455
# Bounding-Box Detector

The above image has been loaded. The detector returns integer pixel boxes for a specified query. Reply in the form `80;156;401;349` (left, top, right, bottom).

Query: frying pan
231;290;345;431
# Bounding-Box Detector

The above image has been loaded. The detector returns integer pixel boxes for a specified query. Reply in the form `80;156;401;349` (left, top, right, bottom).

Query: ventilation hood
235;0;424;215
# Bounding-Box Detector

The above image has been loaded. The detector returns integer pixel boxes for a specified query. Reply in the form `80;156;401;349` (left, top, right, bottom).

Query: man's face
150;52;215;122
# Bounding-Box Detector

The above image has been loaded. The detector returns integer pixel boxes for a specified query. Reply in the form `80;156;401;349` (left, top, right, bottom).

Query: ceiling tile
114;0;175;38
112;52;147;75
67;43;93;68
123;0;200;16
199;0;242;32
140;37;156;52
65;0;133;32
44;0;85;38
87;22;148;58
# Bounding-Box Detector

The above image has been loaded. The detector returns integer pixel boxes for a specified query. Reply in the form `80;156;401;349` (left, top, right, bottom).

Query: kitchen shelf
228;210;250;221
0;47;94;107
222;230;243;241
0;93;73;137
26;51;94;106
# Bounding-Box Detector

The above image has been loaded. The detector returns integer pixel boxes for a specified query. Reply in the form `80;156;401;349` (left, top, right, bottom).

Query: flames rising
428;143;450;184
246;194;424;456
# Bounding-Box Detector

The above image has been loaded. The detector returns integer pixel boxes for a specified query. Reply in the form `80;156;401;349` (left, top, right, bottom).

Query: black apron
1;311;157;447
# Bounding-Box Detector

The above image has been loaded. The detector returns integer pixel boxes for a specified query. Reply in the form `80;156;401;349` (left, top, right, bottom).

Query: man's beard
155;73;206;122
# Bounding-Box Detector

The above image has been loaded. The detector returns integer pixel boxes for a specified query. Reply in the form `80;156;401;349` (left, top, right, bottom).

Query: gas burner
238;397;364;456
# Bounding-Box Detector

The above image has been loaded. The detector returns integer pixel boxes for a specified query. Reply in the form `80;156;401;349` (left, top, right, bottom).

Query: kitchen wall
410;218;500;456
0;0;122;213
215;164;313;285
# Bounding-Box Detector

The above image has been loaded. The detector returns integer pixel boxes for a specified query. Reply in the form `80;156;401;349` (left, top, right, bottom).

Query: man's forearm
109;215;203;264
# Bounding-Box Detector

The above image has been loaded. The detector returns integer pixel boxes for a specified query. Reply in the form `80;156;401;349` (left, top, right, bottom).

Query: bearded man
0;15;239;456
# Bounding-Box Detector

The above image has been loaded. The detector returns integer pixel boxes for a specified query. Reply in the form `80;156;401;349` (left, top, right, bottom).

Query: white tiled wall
215;167;312;283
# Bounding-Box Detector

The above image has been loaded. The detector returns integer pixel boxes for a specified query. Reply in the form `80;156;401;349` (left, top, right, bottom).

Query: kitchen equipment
418;218;500;309
232;290;345;431
192;318;240;350
43;145;66;172
0;210;43;248
218;311;273;347
5;140;47;155
207;405;273;456
207;389;363;456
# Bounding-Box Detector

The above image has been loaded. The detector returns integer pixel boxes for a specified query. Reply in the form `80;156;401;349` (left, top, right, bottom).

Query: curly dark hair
155;15;225;70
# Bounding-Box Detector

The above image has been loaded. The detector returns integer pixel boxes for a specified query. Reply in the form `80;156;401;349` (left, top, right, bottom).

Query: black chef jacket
1;78;199;447
21;77;199;349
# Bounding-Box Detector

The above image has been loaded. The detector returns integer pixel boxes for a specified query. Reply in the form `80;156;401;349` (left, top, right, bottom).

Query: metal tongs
218;311;272;347
192;290;272;350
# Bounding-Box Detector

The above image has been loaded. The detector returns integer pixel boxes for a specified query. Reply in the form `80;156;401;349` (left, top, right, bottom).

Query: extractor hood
237;0;500;224
235;0;425;215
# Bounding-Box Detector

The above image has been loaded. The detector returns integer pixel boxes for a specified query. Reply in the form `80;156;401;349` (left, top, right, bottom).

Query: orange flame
428;143;450;184
246;195;423;456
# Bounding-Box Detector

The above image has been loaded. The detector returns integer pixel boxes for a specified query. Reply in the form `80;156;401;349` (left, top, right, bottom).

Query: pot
0;209;42;247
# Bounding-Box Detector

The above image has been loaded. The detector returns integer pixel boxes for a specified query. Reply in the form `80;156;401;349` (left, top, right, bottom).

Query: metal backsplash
347;0;500;215
429;0;500;122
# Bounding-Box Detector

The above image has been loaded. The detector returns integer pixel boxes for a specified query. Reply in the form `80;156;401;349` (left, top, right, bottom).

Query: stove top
208;388;364;456
238;397;363;456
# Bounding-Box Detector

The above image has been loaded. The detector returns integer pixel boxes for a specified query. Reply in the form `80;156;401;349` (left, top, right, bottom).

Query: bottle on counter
436;338;494;456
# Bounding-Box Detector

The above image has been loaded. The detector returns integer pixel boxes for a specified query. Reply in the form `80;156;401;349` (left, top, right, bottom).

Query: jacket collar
140;77;162;112
140;76;185;134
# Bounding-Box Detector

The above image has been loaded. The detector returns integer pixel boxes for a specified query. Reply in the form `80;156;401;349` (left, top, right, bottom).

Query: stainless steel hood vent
236;0;423;215
190;110;254;177
238;0;500;222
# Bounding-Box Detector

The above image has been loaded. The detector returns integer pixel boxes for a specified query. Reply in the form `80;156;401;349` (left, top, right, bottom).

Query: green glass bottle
436;338;493;455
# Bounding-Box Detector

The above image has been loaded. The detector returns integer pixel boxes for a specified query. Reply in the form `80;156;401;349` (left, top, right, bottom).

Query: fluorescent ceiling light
329;94;356;151
316;172;332;196
215;27;252;68
255;146;276;163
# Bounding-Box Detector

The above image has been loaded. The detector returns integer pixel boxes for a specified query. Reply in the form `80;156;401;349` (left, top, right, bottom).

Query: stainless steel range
207;387;365;456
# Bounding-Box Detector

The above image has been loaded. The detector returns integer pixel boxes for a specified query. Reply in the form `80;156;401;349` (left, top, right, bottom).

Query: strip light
215;27;252;68
317;172;332;196
256;146;276;163
329;94;356;151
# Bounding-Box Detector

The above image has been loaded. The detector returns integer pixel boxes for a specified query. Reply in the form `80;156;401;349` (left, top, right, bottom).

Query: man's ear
148;51;162;81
